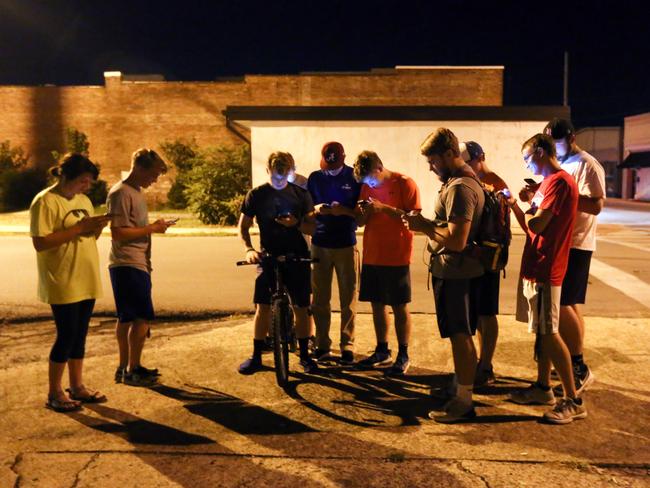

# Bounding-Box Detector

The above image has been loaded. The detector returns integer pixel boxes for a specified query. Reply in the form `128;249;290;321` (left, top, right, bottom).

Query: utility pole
563;51;569;107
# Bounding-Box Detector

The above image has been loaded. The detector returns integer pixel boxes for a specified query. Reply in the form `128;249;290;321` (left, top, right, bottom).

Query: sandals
66;387;108;404
46;395;82;413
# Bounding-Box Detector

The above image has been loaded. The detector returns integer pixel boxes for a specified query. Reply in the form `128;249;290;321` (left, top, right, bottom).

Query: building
576;127;623;198
622;112;650;201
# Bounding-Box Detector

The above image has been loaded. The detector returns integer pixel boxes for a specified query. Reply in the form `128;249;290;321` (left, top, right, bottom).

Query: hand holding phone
165;218;179;225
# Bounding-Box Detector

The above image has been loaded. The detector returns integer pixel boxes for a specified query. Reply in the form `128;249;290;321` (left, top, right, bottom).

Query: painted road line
598;238;650;253
589;258;650;310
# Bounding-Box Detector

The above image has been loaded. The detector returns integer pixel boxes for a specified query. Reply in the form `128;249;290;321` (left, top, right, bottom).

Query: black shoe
238;357;263;375
300;357;319;373
124;369;158;387
114;366;126;384
133;365;160;377
340;350;355;365
314;348;335;362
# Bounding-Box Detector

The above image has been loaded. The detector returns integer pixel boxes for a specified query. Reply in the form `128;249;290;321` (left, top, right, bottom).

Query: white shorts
517;278;561;335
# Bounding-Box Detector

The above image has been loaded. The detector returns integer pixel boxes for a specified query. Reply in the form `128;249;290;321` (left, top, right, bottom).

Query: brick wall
0;67;503;201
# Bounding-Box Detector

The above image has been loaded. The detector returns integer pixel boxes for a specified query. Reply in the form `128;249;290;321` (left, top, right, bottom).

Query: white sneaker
510;383;556;405
543;398;587;425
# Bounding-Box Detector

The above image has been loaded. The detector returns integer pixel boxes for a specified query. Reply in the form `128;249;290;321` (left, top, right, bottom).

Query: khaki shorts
517;278;561;335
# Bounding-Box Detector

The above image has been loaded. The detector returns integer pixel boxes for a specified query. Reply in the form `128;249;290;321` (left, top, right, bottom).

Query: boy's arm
111;221;170;241
525;207;554;234
238;213;261;263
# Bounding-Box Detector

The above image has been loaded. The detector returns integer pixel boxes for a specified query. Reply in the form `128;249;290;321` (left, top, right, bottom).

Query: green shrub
160;139;201;209
160;140;251;224
0;141;47;211
51;128;108;206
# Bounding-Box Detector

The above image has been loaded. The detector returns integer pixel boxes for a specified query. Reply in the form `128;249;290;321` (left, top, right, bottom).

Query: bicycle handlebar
236;255;319;266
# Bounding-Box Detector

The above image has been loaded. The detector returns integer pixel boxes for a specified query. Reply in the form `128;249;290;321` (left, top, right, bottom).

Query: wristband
246;247;255;252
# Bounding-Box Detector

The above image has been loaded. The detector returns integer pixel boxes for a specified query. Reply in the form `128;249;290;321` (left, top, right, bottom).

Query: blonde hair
420;128;460;157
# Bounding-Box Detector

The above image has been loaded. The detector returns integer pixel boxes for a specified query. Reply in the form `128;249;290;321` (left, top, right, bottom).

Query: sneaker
543;397;587;425
340;350;355;365
114;366;126;384
314;348;336;362
356;349;392;369
135;365;160;377
430;397;477;424
552;364;595;397
384;355;410;376
123;369;158;387
474;367;496;388
238;357;263;375
300;357;319;374
510;383;556;405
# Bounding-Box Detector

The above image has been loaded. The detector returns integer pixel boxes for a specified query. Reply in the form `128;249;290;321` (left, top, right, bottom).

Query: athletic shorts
560;248;593;306
477;271;500;316
254;261;311;307
521;278;561;335
359;264;411;305
432;277;481;338
109;266;155;323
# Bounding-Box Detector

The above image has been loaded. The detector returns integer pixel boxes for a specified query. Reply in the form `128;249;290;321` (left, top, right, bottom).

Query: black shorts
560;249;593;306
254;261;311;307
109;266;155;323
359;264;411;305
432;277;481;338
477;271;500;316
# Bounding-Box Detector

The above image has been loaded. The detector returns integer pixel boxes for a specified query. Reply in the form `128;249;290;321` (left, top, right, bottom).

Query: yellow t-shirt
29;186;102;305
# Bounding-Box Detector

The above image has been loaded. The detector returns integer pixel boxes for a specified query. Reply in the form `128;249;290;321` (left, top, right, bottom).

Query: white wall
251;120;547;216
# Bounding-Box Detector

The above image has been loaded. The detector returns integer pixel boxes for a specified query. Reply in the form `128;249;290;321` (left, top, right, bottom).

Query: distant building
622;112;650;201
576;127;623;198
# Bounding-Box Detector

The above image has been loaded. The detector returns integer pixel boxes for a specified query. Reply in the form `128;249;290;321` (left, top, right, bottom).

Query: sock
253;339;265;359
572;396;583;405
456;383;473;404
298;338;310;360
571;354;585;371
535;381;551;391
398;344;408;358
376;342;389;354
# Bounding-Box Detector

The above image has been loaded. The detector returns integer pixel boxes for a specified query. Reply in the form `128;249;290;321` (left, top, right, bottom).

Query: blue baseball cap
460;141;484;162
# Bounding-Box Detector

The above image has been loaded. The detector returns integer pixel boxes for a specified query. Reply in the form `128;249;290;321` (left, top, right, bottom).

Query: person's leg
67;299;95;390
392;303;411;353
49;303;77;402
371;302;389;345
311;245;334;352
127;320;149;371
477;315;498;369
254;304;272;340
559;305;582;355
450;332;477;392
334;246;358;353
116;320;130;368
541;333;576;398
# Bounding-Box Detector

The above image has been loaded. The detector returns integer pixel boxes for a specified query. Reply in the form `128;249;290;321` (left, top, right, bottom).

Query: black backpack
471;185;512;273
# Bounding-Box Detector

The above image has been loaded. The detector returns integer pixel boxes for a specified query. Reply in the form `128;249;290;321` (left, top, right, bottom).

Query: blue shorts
109;266;155;323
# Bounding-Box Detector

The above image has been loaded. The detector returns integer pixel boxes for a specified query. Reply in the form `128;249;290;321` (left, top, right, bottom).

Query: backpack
433;171;512;274
471;185;512;273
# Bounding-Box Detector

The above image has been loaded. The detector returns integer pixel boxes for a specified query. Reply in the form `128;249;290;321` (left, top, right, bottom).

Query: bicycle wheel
271;297;291;387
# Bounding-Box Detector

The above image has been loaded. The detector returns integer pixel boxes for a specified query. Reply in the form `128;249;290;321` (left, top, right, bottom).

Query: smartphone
165;218;179;224
321;203;332;209
524;178;538;186
357;199;371;206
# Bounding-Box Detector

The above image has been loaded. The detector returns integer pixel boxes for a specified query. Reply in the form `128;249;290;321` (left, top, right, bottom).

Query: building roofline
223;105;570;122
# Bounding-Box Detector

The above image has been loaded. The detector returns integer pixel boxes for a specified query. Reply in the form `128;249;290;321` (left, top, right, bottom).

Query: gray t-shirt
107;181;151;273
430;168;485;279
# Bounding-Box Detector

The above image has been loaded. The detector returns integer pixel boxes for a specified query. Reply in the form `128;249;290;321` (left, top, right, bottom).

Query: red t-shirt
360;172;421;266
520;170;578;285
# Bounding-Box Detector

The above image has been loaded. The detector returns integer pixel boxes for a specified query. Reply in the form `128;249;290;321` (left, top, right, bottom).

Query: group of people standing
237;118;605;425
29;117;605;426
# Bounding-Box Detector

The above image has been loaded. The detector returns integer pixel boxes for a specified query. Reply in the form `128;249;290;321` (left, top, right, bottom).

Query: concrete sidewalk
1;313;649;487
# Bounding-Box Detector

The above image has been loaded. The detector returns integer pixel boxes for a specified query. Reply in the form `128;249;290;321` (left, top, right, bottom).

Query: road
1;220;649;321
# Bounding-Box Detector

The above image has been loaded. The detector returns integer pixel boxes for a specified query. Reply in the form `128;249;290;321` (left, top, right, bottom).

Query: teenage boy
460;141;509;387
307;142;361;364
238;151;318;374
353;150;421;376
509;133;586;424
404;128;485;423
543;118;605;394
107;148;173;386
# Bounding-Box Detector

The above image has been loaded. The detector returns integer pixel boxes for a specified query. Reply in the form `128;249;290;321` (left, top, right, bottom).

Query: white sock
456;383;473;405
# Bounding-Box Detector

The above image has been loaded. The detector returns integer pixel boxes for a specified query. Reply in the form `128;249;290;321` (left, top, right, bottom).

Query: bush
159;139;201;209
51;128;108;206
0;141;47;211
160;140;251;225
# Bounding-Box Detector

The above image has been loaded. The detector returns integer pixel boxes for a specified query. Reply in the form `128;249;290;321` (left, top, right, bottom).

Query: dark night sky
1;0;649;128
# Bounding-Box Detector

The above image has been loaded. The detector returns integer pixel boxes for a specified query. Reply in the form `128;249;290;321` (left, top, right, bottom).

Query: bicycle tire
271;297;290;387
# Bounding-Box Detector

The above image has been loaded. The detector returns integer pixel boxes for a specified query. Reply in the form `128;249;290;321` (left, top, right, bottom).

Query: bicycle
237;253;317;387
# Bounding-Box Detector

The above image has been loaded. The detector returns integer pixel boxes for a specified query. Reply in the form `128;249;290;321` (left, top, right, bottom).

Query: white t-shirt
560;150;606;251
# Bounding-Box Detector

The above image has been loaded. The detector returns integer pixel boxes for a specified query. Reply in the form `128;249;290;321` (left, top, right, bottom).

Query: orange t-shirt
360;172;421;266
481;172;508;192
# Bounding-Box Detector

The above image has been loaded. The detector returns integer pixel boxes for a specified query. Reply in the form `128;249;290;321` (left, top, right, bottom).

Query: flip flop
46;396;82;413
66;387;108;404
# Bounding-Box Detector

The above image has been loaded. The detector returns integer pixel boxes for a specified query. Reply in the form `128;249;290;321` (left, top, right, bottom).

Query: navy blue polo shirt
307;166;361;248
